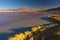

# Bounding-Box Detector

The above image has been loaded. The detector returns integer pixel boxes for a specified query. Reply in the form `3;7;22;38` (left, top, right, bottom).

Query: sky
0;0;60;9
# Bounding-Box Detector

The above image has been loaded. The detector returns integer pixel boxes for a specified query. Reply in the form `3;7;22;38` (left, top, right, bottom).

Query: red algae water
0;12;51;32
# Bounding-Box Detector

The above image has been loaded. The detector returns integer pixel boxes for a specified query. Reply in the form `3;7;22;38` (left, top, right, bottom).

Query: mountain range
0;8;39;12
0;7;60;12
45;7;60;12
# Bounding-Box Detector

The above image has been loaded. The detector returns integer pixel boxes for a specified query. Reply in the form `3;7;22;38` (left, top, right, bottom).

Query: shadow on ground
40;16;56;23
0;24;60;40
0;27;32;40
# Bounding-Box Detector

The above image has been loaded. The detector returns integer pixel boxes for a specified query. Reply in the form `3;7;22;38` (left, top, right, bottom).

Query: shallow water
0;12;51;32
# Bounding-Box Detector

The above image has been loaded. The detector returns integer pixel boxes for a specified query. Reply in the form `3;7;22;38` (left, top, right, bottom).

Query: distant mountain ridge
0;8;39;12
45;7;60;11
